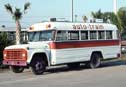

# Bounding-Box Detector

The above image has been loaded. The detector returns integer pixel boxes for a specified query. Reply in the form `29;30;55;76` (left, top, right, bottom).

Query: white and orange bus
3;22;120;75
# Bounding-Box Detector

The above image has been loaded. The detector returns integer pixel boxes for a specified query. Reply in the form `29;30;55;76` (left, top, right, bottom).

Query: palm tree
118;7;126;32
4;2;30;44
91;9;104;19
82;16;88;23
0;32;14;65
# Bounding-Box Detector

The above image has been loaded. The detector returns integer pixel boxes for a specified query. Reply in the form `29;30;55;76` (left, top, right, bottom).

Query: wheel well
91;51;103;59
30;53;48;66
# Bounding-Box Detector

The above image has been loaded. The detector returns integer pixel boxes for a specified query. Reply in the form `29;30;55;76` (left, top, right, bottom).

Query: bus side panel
51;48;90;65
49;40;120;65
50;46;120;65
101;45;120;59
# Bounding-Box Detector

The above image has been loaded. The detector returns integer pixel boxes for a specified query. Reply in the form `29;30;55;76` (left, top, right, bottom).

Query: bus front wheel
10;66;24;73
31;58;46;75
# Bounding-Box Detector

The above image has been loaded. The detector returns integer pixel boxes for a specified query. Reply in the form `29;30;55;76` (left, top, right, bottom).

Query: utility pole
72;0;74;22
114;0;117;14
75;14;77;22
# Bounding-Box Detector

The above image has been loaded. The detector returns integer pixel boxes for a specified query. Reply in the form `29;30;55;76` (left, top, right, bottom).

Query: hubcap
35;62;43;71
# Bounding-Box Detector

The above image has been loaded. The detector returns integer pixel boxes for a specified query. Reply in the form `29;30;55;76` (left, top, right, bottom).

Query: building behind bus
0;27;28;43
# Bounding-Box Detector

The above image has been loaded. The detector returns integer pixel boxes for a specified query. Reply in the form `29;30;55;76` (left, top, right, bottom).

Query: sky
0;0;126;28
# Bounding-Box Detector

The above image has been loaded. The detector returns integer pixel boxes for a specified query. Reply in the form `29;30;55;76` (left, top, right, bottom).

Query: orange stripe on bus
49;40;119;49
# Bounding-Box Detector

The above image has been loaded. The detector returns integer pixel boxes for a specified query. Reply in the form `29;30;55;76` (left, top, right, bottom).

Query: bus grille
4;49;27;60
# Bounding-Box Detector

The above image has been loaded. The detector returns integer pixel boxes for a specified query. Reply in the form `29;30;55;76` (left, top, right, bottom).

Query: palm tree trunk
16;20;21;44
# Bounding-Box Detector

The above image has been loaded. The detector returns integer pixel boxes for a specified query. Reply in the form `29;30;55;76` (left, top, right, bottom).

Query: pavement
0;60;126;87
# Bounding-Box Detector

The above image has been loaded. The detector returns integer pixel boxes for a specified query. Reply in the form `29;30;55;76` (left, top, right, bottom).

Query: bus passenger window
106;31;112;39
68;31;79;40
98;31;105;40
81;31;88;40
90;31;97;40
56;31;67;41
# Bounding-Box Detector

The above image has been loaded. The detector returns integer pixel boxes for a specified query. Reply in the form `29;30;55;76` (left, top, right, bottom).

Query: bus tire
10;66;24;73
31;58;46;75
89;53;101;69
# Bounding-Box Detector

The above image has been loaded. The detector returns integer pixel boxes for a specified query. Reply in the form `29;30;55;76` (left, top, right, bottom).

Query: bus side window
68;31;79;40
81;31;88;40
98;31;105;40
90;31;97;40
56;31;67;41
106;31;112;39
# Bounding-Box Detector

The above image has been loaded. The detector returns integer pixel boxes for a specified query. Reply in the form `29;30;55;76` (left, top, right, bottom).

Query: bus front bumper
3;60;27;66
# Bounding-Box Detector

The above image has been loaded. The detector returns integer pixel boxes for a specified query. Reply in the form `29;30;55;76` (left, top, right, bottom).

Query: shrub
0;32;14;66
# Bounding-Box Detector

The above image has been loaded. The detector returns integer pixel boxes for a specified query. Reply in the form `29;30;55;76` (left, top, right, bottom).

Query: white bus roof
29;22;118;32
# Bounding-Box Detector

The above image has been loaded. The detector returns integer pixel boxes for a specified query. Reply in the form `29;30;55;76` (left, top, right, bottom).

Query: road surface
0;60;126;87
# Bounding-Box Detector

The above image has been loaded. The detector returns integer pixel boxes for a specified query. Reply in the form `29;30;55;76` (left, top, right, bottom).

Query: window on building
8;32;15;40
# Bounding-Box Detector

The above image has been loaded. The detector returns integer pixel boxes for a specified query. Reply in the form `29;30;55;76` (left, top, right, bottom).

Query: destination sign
72;24;104;30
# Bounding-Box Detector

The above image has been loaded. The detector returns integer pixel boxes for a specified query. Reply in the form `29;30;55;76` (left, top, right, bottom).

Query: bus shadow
45;60;126;75
100;60;126;68
45;65;87;74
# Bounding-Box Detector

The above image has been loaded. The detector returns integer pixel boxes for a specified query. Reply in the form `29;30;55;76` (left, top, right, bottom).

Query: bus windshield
28;30;55;42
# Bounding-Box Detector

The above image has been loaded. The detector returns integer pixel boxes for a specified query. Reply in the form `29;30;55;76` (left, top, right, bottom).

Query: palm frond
4;3;13;14
91;12;96;18
82;16;88;22
24;2;30;13
13;8;22;21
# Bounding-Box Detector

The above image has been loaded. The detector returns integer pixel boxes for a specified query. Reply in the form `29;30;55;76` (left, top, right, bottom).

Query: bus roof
28;22;118;32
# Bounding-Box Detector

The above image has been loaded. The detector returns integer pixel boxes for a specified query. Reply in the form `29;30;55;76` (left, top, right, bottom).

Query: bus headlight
4;54;7;57
22;53;26;57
